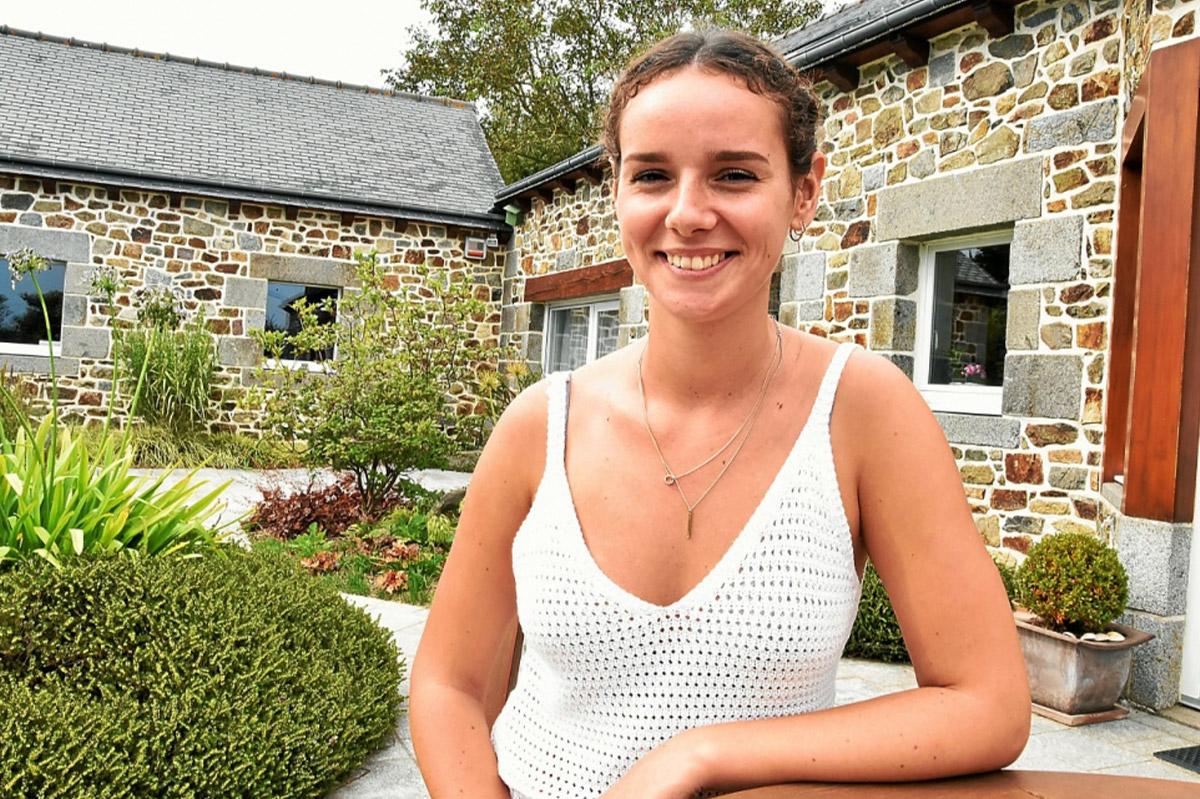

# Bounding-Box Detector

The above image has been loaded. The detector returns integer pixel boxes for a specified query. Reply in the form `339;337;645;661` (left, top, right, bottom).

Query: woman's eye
631;170;666;183
719;169;758;182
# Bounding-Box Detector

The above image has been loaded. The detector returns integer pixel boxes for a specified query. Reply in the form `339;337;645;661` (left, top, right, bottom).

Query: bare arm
409;381;549;798
604;352;1030;796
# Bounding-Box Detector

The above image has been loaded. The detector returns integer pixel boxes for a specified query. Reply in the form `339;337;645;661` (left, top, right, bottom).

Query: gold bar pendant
686;509;693;539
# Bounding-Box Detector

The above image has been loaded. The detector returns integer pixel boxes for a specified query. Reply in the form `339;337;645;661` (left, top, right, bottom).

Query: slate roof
0;28;505;229
774;0;964;65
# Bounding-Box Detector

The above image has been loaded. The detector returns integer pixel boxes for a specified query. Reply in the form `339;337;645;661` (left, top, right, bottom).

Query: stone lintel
934;412;1021;447
0;225;89;263
249;253;357;288
875;157;1042;241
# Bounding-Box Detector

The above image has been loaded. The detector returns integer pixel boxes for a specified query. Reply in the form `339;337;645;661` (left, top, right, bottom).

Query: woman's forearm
409;681;511;799
685;685;1030;792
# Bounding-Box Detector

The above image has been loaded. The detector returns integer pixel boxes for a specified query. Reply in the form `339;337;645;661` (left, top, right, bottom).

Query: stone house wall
500;0;1200;707
0;173;504;434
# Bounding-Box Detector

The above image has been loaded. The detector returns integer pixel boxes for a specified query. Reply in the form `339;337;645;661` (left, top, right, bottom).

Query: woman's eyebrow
624;150;770;163
712;150;769;163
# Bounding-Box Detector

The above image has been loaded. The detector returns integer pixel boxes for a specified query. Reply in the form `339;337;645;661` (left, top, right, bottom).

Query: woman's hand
599;730;711;799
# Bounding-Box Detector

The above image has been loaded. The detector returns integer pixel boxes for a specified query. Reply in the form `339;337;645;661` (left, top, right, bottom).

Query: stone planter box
1014;610;1154;726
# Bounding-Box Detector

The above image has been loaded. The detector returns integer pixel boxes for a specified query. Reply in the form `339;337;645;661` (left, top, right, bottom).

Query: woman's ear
790;149;826;232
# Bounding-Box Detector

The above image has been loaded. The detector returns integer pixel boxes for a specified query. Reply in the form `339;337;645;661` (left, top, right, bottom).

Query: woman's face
613;66;823;325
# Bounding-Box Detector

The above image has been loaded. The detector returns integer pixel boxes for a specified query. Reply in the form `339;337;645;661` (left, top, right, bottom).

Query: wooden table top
721;769;1198;798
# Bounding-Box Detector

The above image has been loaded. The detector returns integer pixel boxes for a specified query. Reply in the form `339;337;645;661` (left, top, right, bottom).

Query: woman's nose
664;177;718;237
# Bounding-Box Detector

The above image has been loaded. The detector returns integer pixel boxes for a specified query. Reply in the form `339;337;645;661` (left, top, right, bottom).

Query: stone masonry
0;174;504;434
499;0;1200;708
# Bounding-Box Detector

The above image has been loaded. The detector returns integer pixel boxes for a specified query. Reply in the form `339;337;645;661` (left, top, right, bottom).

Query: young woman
411;29;1030;799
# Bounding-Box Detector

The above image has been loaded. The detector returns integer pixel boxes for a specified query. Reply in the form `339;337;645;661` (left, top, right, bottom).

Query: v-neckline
556;345;846;613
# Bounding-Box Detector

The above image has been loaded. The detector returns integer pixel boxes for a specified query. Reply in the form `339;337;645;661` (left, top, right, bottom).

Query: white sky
2;1;431;89
2;1;846;92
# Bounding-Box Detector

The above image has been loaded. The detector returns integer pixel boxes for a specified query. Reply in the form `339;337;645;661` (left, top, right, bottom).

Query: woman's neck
638;302;781;410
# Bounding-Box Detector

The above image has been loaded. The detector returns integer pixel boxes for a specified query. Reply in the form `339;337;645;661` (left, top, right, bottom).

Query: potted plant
1013;532;1153;725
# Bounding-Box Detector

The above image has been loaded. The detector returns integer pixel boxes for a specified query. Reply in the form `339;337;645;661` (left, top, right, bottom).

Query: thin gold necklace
637;320;783;539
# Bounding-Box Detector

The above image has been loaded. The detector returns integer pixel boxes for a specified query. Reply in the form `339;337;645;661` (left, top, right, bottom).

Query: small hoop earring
789;226;805;243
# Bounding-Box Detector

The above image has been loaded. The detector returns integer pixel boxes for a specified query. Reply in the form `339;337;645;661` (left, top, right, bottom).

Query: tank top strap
544;371;572;469
810;342;858;426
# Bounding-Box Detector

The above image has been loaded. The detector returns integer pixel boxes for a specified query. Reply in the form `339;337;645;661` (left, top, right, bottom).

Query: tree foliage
387;0;823;182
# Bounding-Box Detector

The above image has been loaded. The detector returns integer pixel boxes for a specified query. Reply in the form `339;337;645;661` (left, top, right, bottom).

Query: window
0;258;66;355
544;298;620;372
264;281;339;364
913;232;1011;415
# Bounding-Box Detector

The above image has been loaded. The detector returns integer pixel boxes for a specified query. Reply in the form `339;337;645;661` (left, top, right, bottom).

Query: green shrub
992;553;1019;606
1017;532;1128;633
243;252;500;513
0;549;403;798
74;423;302;469
844;562;910;663
114;286;217;433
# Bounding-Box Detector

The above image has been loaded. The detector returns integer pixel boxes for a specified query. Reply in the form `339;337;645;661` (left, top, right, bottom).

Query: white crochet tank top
491;342;863;799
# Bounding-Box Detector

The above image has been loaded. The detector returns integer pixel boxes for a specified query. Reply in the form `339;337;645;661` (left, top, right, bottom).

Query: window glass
596;308;620;361
927;243;1009;387
265;281;338;361
547;306;590;372
0;259;66;347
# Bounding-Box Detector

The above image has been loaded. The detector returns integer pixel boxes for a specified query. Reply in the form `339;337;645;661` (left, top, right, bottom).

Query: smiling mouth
660;252;737;271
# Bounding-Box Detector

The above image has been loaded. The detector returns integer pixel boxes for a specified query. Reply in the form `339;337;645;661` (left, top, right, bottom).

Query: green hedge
0;549;403;798
844;562;910;663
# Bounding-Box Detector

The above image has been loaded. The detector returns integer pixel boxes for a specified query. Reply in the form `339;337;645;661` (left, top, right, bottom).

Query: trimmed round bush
1017;532;1128;633
844;562;910;663
0;549;403;798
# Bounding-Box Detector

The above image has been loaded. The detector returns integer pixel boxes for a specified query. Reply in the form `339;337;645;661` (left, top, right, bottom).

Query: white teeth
666;254;724;270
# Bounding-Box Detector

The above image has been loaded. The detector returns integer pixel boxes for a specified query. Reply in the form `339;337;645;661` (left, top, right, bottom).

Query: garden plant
244;250;526;513
0;250;230;569
0;549;403;798
1016;531;1129;633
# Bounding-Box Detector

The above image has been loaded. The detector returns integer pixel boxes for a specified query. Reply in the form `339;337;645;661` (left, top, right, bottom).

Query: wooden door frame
1104;37;1200;522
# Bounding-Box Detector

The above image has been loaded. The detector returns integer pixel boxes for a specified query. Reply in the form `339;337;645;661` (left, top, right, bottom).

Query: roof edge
0;157;509;233
0;25;478;111
779;0;967;67
494;146;605;206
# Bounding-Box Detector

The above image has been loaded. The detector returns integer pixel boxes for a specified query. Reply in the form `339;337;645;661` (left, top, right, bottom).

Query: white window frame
543;296;620;373
264;281;340;372
913;230;1013;416
0;259;66;358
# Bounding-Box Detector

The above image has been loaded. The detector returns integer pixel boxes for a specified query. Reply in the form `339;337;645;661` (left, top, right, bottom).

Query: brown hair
601;29;824;180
